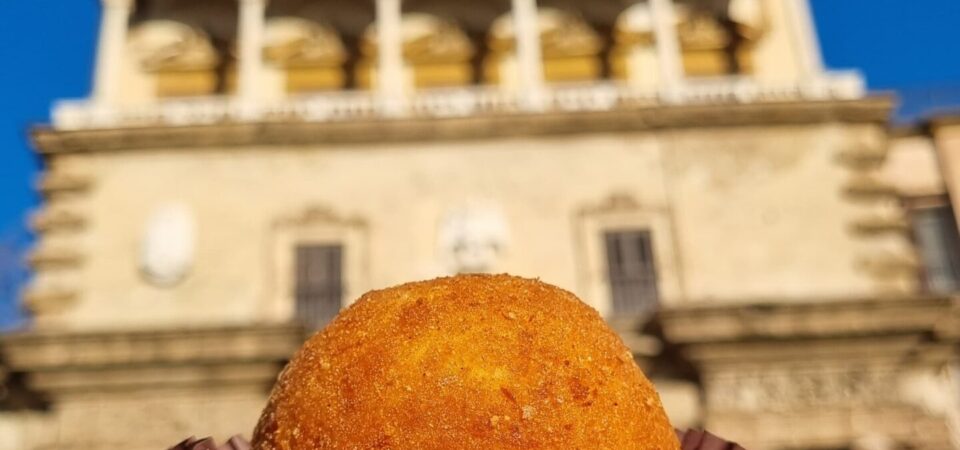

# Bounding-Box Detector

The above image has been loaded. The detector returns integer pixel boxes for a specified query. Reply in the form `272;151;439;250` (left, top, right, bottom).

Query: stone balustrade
53;72;864;130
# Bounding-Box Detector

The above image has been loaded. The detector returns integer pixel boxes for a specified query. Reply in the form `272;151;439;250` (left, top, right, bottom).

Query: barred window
912;206;960;293
604;230;659;316
294;244;343;329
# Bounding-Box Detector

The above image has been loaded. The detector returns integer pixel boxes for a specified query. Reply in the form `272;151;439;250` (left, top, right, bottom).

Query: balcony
52;71;864;131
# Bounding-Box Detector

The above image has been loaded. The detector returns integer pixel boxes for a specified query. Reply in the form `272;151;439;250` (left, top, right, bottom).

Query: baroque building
1;0;958;449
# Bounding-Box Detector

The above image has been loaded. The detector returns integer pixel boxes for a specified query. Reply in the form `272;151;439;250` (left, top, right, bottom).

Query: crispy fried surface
252;274;680;450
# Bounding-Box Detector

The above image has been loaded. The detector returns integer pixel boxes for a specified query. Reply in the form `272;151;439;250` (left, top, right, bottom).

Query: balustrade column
93;0;134;104
784;0;825;79
511;0;546;110
649;0;685;102
376;0;406;116
238;0;268;106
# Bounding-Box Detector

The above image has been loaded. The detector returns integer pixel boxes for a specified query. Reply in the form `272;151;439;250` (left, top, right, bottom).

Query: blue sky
0;1;959;328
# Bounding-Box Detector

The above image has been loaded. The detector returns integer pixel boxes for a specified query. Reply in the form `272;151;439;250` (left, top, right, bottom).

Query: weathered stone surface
0;324;303;450
662;296;960;450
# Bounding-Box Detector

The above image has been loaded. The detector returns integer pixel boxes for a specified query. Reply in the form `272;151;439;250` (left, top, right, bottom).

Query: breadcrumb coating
252;274;680;450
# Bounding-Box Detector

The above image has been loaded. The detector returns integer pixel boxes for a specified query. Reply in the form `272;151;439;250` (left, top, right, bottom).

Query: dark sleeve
167;435;251;450
676;429;747;450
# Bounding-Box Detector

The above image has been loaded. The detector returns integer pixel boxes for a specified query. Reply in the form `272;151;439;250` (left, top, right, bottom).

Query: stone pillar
511;0;545;111
238;0;267;103
92;0;134;104
376;0;406;116
784;0;824;79
648;0;684;102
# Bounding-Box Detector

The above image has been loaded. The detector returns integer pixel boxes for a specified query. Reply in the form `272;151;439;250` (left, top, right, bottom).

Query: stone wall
0;324;303;450
13;99;948;450
662;296;960;450
29;103;911;329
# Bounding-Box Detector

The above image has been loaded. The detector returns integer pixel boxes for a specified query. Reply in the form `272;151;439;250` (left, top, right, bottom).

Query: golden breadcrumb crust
252;274;680;450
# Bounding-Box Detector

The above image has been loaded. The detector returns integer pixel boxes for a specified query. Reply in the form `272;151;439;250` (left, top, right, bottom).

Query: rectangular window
294;244;344;329
912;206;960;293
604;230;659;316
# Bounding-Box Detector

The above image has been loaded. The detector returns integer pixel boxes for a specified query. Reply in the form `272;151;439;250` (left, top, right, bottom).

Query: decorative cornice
1;324;304;370
274;205;367;229
32;98;893;155
928;113;960;129
36;172;92;195
849;215;911;236
901;193;950;209
661;295;959;450
835;145;887;170
659;295;955;345
0;323;305;395
841;175;899;201
575;192;654;217
26;246;83;269
30;209;86;233
21;287;79;315
856;252;920;279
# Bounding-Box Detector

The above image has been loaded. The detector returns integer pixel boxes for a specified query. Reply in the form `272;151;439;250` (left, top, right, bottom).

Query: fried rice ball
252;274;679;450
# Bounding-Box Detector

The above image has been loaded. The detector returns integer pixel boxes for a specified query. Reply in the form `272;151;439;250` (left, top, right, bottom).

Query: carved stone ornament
577;192;644;217
362;13;475;63
128;20;219;72
140;203;196;287
265;17;346;67
489;8;601;57
437;201;509;274
706;365;900;413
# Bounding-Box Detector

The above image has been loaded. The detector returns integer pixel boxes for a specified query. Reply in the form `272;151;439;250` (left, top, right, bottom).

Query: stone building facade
1;0;958;449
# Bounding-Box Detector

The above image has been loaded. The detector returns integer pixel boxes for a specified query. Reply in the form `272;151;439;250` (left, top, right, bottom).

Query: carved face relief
437;202;509;274
140;203;196;287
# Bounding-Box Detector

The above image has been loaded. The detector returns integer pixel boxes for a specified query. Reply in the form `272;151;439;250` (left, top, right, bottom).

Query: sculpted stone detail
274;205;367;230
363;14;474;63
437;201;509;274
576;192;646;216
140;203;195;287
265;17;346;67
274;205;366;236
128;21;219;72
705;365;900;413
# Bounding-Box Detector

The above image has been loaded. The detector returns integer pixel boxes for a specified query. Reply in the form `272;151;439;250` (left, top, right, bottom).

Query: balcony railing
51;72;865;131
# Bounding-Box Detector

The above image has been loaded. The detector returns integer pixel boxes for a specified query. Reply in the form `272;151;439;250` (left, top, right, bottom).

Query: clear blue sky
0;0;958;329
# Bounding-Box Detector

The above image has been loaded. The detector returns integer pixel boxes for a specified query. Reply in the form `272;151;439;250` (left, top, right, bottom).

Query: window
604;230;659;316
912;206;960;293
294;244;344;329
